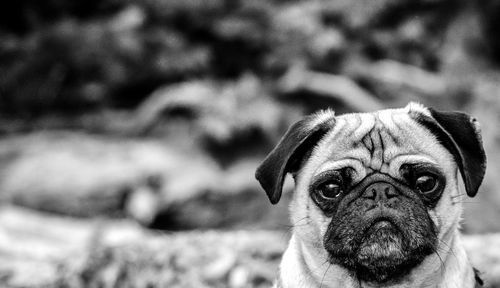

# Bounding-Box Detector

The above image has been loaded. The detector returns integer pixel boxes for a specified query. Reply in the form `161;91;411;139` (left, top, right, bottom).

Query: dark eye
415;174;438;194
316;181;343;199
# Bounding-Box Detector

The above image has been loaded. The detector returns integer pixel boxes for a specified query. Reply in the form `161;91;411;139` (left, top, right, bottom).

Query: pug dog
255;103;486;288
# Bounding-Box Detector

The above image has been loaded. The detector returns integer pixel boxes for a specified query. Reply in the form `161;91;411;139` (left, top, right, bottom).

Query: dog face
256;103;486;283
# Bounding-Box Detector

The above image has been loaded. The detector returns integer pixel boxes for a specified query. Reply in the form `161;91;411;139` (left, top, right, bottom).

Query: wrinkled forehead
308;108;452;175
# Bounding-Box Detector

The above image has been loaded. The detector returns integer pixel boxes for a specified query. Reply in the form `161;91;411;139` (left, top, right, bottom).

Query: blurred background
1;0;500;287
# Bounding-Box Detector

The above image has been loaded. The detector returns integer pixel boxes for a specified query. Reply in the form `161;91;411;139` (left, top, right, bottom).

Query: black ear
255;112;336;204
415;108;487;197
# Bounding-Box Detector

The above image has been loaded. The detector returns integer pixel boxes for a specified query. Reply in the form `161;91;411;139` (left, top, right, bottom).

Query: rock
202;252;237;282
228;266;250;288
124;184;160;225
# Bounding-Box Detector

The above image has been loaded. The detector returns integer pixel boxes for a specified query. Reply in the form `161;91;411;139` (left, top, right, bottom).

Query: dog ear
415;108;487;197
255;112;336;204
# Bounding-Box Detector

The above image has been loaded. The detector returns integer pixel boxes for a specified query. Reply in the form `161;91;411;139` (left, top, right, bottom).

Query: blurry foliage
477;0;500;63
0;0;124;34
0;0;488;117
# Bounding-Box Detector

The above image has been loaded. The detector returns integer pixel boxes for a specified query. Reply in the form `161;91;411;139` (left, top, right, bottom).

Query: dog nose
362;182;399;203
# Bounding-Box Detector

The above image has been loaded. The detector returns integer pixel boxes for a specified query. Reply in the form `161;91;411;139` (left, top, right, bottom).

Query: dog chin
356;221;408;282
327;219;436;283
358;220;404;260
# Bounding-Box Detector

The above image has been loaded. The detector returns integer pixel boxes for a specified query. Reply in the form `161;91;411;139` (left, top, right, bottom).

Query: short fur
256;103;486;288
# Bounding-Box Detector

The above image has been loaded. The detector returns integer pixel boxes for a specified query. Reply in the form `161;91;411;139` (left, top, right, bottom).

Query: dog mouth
362;214;402;239
324;211;437;283
358;217;404;257
366;218;398;233
323;188;439;284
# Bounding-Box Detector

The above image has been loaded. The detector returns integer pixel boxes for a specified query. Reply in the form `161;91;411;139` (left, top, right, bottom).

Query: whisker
274;216;313;243
291;216;310;226
319;262;333;288
276;216;311;233
430;246;446;273
452;201;481;205
437;238;457;261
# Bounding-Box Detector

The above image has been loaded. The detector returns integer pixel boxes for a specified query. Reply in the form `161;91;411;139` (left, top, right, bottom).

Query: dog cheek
291;197;324;245
323;210;363;255
310;202;333;244
404;207;438;248
428;185;463;237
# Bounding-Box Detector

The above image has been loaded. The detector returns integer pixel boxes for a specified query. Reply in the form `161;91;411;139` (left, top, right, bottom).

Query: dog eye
316;181;343;199
415;174;438;195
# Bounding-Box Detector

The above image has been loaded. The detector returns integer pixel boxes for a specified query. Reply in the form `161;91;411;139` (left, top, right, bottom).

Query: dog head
256;103;486;283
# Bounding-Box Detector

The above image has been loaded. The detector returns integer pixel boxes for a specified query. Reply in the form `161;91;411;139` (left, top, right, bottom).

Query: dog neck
276;231;476;288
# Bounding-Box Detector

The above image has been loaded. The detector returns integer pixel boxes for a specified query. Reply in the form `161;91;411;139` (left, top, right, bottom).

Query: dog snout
361;182;399;205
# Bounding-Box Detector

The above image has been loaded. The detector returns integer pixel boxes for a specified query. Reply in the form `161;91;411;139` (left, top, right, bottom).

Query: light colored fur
277;103;476;288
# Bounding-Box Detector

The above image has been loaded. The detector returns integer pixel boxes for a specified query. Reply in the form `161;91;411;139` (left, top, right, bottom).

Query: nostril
385;186;398;198
363;188;376;199
362;182;400;203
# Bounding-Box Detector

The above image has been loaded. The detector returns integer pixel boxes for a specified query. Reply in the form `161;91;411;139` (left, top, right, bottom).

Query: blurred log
0;133;165;219
0;132;291;230
0;132;221;226
132;75;298;143
347;59;476;111
352;59;448;99
277;63;385;113
132;81;217;134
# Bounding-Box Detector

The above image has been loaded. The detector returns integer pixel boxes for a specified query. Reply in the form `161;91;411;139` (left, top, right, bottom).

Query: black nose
361;182;399;203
